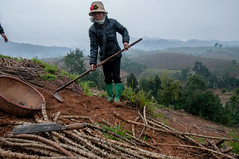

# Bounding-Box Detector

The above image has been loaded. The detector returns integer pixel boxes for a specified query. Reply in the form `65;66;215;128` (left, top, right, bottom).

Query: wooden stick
59;142;103;159
132;116;140;137
41;102;49;122
1;137;59;153
153;143;234;159
0;147;40;159
114;112;233;141
138;111;146;139
10;134;73;156
63;130;111;158
143;106;148;125
53;111;61;123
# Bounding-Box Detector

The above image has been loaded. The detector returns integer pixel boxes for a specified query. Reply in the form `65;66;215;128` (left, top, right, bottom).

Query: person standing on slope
88;1;130;104
0;23;8;43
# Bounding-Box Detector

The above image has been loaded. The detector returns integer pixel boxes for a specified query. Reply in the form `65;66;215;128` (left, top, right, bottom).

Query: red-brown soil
0;58;238;158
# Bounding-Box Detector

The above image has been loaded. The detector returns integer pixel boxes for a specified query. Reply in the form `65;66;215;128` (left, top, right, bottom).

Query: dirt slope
0;58;237;159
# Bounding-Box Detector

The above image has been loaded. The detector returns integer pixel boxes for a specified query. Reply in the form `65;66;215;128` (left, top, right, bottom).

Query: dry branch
114;112;233;142
153;143;234;159
10;134;73;156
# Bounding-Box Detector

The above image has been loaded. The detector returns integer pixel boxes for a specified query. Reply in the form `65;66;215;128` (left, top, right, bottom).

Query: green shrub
122;87;160;117
80;82;93;96
44;63;58;74
40;73;57;81
100;121;131;140
32;57;47;66
229;130;239;153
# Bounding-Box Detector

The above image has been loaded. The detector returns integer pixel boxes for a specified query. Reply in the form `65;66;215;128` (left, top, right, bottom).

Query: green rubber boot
114;83;123;103
106;84;114;102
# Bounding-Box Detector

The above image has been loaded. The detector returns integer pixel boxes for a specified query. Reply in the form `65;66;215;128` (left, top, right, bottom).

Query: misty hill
0;41;72;59
132;37;239;50
128;52;239;76
164;47;239;61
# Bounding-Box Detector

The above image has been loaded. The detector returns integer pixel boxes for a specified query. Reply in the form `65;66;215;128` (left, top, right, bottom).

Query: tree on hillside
184;75;207;99
64;49;86;75
188;91;223;122
126;73;138;91
225;89;239;125
159;71;183;107
121;57;146;74
192;61;210;78
183;75;224;122
174;67;191;84
139;75;161;100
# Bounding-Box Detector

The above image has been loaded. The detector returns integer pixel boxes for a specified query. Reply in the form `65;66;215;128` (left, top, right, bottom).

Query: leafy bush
100;121;131;140
229;130;239;154
80;82;93;96
44;63;58;74
32;57;47;66
40;73;57;81
122;87;159;117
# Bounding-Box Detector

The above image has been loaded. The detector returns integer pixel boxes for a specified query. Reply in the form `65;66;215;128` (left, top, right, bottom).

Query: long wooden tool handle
54;38;142;93
65;123;87;130
95;38;143;68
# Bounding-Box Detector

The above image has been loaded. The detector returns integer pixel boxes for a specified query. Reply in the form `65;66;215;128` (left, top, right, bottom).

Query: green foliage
183;75;224;123
85;69;105;90
126;73;138;92
184;75;207;96
64;49;86;74
0;54;12;59
224;89;239;125
139;75;161;100
159;71;183;108
32;57;59;75
80;82;93;96
32;57;47;66
142;136;148;141
191;137;206;144
186;90;223;122
173;67;192;84
100;121;131;140
121;56;146;74
122;87;159;117
44;63;58;74
139;69;179;80
228;130;239;154
58;70;69;77
122;87;137;103
218;74;239;90
40;73;57;81
193;61;210;78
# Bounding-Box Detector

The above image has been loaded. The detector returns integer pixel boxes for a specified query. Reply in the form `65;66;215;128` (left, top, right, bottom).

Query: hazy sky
0;0;239;48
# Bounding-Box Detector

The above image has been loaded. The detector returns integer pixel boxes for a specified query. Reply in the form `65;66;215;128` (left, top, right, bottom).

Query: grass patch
40;73;57;81
229;129;239;153
100;121;131;141
122;87;161;118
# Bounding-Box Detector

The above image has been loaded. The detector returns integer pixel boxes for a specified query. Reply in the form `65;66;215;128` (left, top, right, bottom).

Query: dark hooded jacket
0;24;4;34
89;15;129;65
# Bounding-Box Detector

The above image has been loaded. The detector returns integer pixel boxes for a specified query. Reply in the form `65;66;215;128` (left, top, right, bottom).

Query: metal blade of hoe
54;92;63;103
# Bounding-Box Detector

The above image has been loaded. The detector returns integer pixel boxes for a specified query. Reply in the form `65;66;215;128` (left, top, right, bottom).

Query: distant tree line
126;61;239;126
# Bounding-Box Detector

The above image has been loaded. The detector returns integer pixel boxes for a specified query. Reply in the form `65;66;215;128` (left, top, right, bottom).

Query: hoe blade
54;92;63;103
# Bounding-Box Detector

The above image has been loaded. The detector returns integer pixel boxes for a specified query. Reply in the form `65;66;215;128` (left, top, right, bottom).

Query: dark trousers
102;58;121;84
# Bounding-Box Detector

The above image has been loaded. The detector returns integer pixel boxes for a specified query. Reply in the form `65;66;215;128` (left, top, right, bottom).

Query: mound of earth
0;57;237;159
